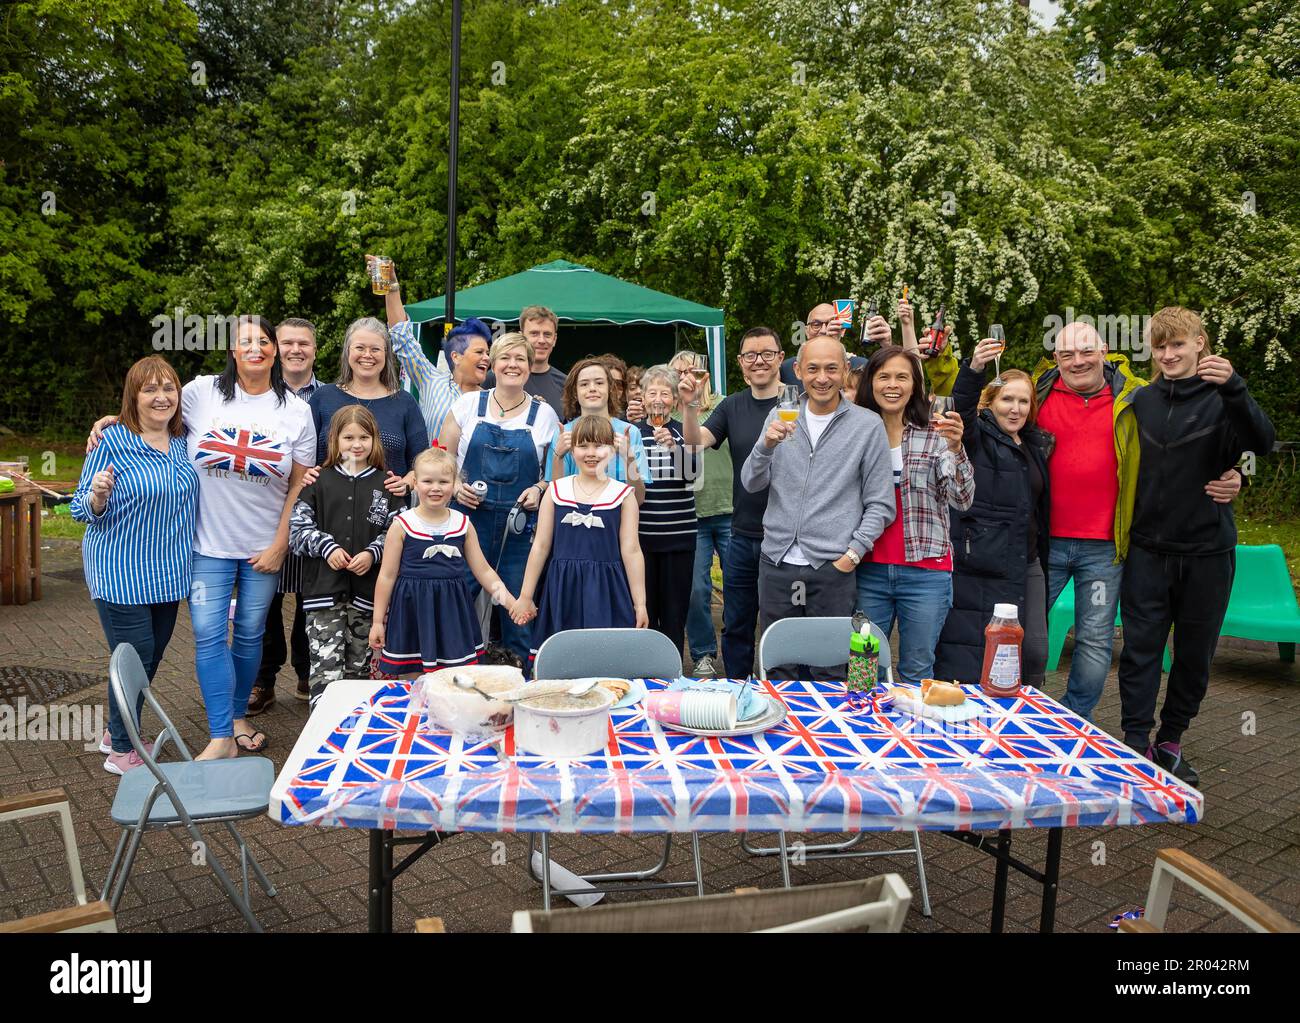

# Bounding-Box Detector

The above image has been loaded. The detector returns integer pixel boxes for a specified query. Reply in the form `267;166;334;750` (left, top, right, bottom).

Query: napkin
668;676;765;721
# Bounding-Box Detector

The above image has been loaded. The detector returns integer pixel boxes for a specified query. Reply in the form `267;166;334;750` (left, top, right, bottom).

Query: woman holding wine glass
545;357;648;503
851;348;974;684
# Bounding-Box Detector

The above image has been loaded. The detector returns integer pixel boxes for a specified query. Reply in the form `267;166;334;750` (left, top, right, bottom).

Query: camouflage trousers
306;605;373;709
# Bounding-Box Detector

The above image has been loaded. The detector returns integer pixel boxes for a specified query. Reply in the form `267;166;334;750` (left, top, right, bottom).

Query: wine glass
989;324;1006;385
647;401;670;429
778;384;801;423
930;394;955;427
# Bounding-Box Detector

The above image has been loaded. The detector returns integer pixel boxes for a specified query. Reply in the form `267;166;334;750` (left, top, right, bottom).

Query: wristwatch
844;549;861;566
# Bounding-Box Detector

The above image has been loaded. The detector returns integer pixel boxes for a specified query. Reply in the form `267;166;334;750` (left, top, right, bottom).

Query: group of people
73;270;1274;788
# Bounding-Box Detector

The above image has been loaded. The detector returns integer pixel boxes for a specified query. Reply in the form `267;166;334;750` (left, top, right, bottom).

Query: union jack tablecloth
276;679;1203;834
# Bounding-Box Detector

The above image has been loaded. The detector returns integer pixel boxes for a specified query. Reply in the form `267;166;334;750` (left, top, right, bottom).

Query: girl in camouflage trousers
290;407;405;707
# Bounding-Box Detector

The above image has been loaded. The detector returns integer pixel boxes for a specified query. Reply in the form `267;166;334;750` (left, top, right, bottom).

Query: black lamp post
444;0;462;339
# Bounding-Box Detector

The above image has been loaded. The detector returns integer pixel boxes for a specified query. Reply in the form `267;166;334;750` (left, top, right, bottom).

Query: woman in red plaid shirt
853;348;974;683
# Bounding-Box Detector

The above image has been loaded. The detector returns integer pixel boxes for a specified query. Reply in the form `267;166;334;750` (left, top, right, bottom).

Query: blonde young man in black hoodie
1118;307;1275;786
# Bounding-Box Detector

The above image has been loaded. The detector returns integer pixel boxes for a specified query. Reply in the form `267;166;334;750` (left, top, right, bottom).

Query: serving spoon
452;674;602;703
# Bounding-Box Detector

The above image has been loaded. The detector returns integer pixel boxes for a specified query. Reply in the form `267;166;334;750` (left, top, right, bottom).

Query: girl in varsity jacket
289;406;405;706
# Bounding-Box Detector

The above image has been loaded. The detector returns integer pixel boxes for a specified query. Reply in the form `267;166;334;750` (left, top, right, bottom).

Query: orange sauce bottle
980;603;1024;697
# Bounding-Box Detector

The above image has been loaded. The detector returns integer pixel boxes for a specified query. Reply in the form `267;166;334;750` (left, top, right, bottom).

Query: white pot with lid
514;686;616;758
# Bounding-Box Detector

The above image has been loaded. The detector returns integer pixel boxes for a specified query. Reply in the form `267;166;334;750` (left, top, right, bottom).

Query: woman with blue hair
368;256;492;442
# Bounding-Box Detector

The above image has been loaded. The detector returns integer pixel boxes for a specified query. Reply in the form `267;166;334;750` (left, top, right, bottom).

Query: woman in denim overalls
439;333;560;662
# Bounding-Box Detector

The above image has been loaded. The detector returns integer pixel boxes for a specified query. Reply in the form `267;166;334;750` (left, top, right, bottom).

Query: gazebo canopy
403;260;727;392
403;259;724;328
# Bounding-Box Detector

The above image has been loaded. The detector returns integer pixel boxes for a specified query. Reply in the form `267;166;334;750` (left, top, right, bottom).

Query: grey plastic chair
747;616;931;916
528;628;702;907
101;644;277;931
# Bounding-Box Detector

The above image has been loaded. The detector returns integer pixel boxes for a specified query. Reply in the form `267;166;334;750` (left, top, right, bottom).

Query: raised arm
677;373;717;448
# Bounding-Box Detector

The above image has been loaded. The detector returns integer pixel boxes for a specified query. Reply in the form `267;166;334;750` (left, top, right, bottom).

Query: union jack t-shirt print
195;425;288;479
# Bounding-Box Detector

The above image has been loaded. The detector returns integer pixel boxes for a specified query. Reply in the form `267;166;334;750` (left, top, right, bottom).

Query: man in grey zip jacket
741;338;895;678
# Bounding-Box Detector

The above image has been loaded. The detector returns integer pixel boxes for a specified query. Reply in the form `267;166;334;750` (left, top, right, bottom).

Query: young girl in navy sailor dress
512;415;648;666
370;448;518;676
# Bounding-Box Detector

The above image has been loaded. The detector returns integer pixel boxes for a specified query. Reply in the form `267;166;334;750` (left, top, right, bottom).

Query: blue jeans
721;533;763;680
854;562;952;685
687;514;731;661
1048;537;1123;720
190;554;279;738
465;502;534;664
93;600;179;754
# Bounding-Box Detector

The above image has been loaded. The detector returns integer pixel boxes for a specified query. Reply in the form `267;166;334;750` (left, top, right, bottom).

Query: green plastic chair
1222;545;1299;662
1047;579;1171;674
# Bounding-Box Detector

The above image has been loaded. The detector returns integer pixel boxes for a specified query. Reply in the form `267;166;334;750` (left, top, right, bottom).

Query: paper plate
883;685;982;724
613;677;647;709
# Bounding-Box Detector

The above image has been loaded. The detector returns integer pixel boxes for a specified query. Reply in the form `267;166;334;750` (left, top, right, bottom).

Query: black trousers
644;549;695;657
1118;545;1235;748
258;590;310;688
757;557;858;680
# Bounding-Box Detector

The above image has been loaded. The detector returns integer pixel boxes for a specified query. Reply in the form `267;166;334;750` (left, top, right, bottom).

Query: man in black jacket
1118;307;1276;786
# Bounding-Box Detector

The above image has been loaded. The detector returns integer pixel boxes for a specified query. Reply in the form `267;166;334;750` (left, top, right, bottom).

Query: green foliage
3;0;1298;440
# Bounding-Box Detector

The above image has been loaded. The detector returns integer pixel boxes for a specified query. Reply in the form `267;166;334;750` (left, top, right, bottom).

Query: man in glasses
680;326;784;679
780;301;886;387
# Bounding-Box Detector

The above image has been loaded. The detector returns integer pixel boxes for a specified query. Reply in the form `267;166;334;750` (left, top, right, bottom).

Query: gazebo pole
444;0;462;342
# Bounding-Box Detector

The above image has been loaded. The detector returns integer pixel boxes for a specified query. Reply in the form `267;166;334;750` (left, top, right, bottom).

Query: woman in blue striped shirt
72;356;199;776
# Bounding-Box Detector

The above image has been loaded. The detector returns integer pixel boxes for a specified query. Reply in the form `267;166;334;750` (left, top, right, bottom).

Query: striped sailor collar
398;507;468;539
552;475;631;509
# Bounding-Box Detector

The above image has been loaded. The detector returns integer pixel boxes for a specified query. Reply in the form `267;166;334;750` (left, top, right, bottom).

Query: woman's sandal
234;730;269;753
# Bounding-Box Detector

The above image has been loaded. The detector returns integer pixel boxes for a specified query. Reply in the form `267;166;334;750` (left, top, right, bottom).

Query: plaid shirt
391;319;463;444
899;423;975;564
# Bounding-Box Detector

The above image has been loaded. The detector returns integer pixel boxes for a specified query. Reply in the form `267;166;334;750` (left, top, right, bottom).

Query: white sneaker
98;730;112;755
693;655;721;678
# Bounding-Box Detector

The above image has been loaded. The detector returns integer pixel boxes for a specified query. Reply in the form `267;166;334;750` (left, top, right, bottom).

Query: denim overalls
453;390;543;661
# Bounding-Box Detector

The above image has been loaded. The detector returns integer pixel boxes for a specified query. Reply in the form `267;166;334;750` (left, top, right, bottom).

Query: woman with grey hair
307;316;427;496
635;363;700;655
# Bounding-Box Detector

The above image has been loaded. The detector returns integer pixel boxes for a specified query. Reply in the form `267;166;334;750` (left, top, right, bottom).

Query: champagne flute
685;351;706;381
647;401;670;429
777;384;801;423
930;394;955;427
989;324;1006;385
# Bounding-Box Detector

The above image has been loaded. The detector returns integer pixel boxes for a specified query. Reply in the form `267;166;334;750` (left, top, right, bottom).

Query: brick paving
1;539;1297;933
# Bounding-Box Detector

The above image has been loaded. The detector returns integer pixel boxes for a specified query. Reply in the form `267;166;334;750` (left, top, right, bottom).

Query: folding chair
743;616;931;916
100;644;277;932
527;628;703;907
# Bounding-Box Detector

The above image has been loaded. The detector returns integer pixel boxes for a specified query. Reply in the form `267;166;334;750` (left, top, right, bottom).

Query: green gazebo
403;260;728;393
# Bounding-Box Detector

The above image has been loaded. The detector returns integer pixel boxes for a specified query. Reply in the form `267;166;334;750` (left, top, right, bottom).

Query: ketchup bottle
979;603;1024;697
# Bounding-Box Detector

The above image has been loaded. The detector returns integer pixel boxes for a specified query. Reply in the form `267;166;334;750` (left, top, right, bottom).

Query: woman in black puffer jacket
933;345;1052;687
